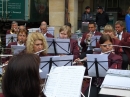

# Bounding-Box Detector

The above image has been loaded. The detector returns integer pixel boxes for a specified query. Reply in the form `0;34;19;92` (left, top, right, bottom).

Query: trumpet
10;28;19;34
86;32;93;45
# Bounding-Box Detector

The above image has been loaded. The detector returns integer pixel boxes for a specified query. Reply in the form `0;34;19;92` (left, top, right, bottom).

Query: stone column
69;0;78;33
49;0;65;37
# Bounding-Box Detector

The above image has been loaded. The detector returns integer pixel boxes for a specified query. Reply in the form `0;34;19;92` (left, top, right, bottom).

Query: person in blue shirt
125;7;130;33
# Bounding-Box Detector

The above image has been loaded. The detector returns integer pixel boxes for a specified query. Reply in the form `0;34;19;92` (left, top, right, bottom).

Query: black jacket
96;11;109;26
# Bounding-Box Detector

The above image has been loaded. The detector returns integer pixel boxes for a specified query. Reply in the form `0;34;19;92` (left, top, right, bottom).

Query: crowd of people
0;6;130;97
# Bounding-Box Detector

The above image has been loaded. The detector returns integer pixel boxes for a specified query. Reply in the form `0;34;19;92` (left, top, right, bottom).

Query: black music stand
89;35;101;47
40;55;74;79
46;38;71;55
6;34;17;46
86;54;109;97
11;45;25;55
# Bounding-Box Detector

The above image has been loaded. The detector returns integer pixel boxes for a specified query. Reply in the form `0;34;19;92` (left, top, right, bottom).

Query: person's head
11;21;18;29
103;25;115;38
59;25;71;39
115;21;124;33
41;21;47;26
26;32;48;54
88;22;96;32
19;25;26;31
40;25;47;34
97;6;103;13
85;6;91;13
65;22;72;29
2;53;41;97
99;34;113;53
127;7;130;14
17;30;28;44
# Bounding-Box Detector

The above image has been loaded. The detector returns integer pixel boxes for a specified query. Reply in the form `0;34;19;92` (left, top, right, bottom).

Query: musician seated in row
2;53;46;97
6;21;19;34
75;34;122;97
19;25;26;31
59;25;80;60
115;21;130;70
6;29;28;54
80;21;102;53
26;32;48;56
38;21;54;38
96;24;120;54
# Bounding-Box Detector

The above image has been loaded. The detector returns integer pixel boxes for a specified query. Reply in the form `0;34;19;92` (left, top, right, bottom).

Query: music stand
39;55;74;79
46;38;71;55
6;34;17;46
86;54;108;97
90;36;101;47
11;45;25;55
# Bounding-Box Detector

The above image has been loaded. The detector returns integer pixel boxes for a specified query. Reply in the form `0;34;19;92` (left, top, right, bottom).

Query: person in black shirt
82;6;94;22
96;6;109;32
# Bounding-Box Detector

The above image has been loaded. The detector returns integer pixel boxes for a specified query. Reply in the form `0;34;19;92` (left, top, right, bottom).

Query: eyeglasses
101;44;112;47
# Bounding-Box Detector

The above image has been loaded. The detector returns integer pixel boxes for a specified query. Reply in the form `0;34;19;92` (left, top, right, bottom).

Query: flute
34;49;46;54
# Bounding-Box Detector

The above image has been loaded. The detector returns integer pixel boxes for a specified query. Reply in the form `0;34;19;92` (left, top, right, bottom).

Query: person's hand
74;58;83;65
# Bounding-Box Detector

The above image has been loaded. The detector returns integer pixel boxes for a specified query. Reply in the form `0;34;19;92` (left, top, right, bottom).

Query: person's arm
72;40;80;60
120;33;130;46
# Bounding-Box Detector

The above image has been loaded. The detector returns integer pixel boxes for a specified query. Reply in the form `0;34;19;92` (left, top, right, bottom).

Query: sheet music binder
46;38;71;55
39;55;74;79
101;74;130;90
87;54;108;77
6;34;17;46
11;45;25;55
43;66;86;97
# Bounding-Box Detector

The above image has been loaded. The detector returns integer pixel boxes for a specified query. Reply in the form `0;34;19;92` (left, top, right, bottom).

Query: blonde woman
26;32;48;56
59;25;80;60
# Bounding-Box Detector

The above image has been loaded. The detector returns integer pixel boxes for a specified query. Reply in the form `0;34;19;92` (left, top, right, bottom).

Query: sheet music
87;54;108;77
44;66;85;97
11;45;25;55
90;35;101;47
6;34;17;46
46;38;70;54
40;55;73;79
39;56;53;79
52;55;73;66
107;69;130;77
55;39;70;54
101;75;130;90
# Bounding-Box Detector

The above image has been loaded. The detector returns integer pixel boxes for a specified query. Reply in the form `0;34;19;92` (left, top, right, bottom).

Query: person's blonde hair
59;25;71;38
26;32;48;55
103;25;115;35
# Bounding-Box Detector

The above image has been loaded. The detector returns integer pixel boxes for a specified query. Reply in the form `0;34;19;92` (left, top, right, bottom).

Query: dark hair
65;22;72;28
99;34;112;44
85;6;90;9
88;21;96;27
2;53;42;97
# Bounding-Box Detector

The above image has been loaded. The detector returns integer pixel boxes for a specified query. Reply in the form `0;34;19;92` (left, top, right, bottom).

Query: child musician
75;34;122;97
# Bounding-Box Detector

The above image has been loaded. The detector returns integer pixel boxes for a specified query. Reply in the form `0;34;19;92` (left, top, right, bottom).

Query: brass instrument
86;32;93;45
10;28;19;34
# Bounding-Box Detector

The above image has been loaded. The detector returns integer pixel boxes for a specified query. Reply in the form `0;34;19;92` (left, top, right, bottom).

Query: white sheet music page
101;75;130;90
107;69;130;77
44;66;85;97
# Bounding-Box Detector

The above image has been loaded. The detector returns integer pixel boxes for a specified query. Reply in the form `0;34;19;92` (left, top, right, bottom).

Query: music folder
39;55;74;79
100;69;130;97
43;66;85;97
6;34;17;46
87;54;108;77
90;35;101;47
11;45;25;55
46;38;71;54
